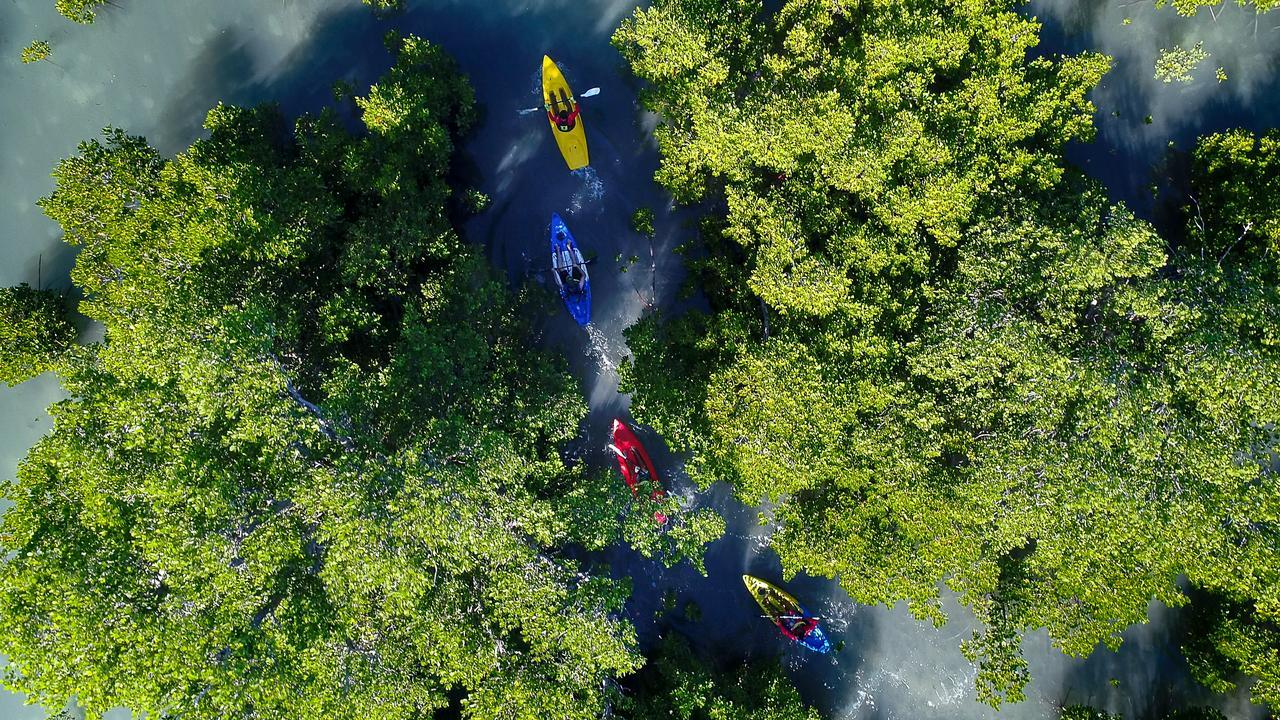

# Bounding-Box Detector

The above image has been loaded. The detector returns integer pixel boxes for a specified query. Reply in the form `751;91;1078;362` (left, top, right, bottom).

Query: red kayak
609;419;667;524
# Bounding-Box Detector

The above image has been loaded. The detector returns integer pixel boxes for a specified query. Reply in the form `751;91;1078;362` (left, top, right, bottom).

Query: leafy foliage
0;37;643;720
1185;128;1280;263
1155;42;1209;83
618;635;819;720
1060;707;1122;720
20;40;52;64
615;0;1280;707
464;188;491;214
632;207;656;237
1170;129;1280;710
0;283;75;386
1183;592;1280;708
363;0;404;11
1059;705;1227;720
1154;0;1279;16
54;0;107;24
618;480;726;574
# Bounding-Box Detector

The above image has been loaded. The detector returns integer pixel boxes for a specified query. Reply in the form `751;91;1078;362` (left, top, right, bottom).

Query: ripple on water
583;322;619;372
568;166;606;213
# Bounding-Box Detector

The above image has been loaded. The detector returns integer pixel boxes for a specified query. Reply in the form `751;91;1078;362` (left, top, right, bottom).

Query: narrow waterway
0;1;1276;718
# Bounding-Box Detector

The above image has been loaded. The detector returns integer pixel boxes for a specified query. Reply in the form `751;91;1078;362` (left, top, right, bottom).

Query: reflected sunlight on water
1029;0;1280;214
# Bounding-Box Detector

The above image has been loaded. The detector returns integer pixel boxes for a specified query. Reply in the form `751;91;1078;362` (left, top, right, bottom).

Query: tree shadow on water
1051;600;1268;720
146;4;390;155
1023;0;1115;53
147;30;258;154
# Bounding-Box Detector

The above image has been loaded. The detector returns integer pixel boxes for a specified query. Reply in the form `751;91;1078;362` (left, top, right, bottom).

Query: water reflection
1028;0;1280;218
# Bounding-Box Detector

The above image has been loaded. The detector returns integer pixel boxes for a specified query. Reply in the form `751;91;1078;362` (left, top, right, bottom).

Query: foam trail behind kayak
569;166;605;213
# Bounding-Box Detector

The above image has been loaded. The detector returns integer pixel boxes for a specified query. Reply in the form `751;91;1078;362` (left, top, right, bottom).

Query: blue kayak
799;623;832;654
549;213;591;326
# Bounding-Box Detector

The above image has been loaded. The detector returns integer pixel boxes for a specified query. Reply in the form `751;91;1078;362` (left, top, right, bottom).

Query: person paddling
552;232;586;293
779;615;818;640
548;103;580;131
568;264;586;291
555;263;585;294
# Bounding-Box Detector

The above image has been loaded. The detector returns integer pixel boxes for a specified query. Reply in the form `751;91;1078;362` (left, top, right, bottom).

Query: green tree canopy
1170;129;1280;710
0;36;647;720
0;283;75;385
1185;128;1280;265
615;0;1279;707
619;635;819;720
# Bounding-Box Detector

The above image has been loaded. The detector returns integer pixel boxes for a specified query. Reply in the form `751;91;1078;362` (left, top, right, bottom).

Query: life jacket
549;104;580;132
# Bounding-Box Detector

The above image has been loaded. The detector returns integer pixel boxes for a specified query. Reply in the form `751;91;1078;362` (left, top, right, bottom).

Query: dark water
0;1;1276;718
1028;0;1280;225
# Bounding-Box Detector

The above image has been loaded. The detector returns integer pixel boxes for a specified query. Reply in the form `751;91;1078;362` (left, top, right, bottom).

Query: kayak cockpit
547;89;580;132
552;238;588;295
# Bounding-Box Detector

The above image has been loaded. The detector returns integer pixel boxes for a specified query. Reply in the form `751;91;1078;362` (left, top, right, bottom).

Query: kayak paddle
518;87;600;115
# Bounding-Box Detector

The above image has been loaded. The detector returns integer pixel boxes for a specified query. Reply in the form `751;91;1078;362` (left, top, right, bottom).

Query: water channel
0;1;1276;718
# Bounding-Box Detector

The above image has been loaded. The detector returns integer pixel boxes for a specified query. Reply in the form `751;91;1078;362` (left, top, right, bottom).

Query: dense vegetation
618;635;819;720
0;36;677;720
1173;129;1280;708
614;0;1279;708
0;284;74;386
9;0;1279;716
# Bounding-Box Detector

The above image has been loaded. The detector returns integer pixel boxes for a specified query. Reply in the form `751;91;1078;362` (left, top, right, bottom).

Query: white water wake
568;166;606;213
583;322;620;372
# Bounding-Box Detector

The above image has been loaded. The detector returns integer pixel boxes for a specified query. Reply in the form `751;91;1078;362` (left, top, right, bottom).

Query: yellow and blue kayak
542;55;589;170
743;574;832;654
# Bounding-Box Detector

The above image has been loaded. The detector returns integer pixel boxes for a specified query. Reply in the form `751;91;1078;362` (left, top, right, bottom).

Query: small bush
20;40;52;64
463;188;491;214
631;207;655;237
1155;42;1209;84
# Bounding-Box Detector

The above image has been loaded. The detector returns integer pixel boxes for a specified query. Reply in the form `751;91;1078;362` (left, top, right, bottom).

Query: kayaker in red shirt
780;616;818;640
549;104;580;131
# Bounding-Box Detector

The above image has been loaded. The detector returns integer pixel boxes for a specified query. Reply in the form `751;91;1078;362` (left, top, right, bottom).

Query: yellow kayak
542;55;589;170
742;574;832;653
